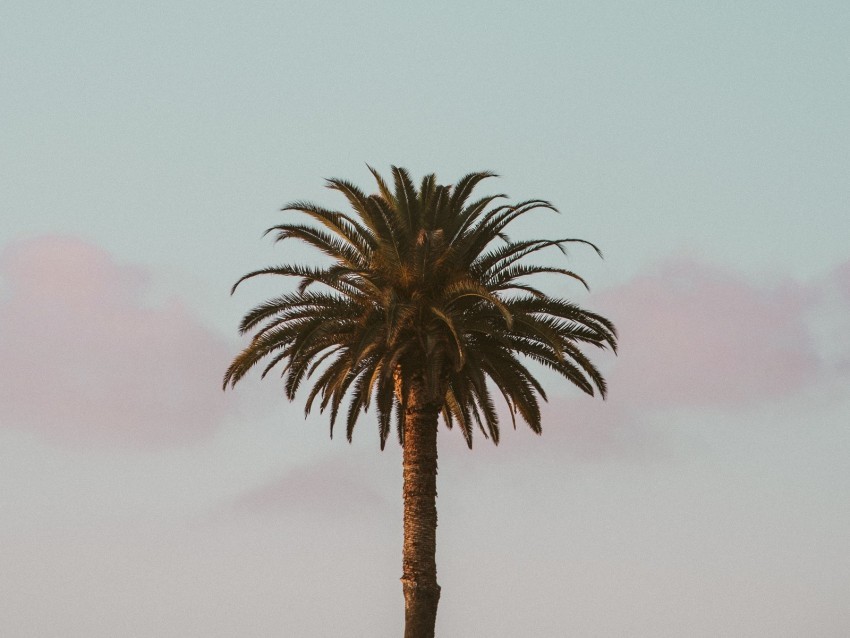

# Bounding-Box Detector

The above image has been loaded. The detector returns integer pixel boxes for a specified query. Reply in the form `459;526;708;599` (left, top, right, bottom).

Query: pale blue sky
2;2;849;636
5;1;849;284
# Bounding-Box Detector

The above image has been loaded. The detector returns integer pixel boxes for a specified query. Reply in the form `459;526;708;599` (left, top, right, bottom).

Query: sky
2;1;849;636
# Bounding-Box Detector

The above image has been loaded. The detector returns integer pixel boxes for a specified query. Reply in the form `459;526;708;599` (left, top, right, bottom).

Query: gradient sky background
2;2;849;636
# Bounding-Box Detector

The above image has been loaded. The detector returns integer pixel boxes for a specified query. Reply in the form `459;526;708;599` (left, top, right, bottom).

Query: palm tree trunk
401;381;441;638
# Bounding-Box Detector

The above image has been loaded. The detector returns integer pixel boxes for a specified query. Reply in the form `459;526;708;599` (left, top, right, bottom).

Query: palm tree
223;167;617;638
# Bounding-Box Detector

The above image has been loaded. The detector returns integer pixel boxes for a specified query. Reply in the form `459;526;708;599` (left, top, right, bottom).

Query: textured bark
401;380;441;638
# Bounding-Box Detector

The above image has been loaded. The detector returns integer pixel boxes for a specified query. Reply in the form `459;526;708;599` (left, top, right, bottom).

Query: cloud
0;236;232;447
470;257;850;461
225;453;391;520
812;258;850;375
592;258;821;408
833;260;850;303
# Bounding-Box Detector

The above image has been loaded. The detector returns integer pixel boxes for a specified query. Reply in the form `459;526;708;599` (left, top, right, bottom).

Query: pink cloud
821;259;850;374
225;454;392;520
832;259;850;304
462;258;840;462
591;259;821;409
0;236;231;447
432;258;849;461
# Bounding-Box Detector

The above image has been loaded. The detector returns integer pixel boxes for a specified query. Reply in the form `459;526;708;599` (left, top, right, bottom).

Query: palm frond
225;167;617;446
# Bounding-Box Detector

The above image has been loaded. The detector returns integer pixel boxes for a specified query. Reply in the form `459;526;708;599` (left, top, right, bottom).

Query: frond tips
223;166;617;448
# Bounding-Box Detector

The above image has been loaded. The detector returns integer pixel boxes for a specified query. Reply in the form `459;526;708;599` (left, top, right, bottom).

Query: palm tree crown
223;166;617;449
